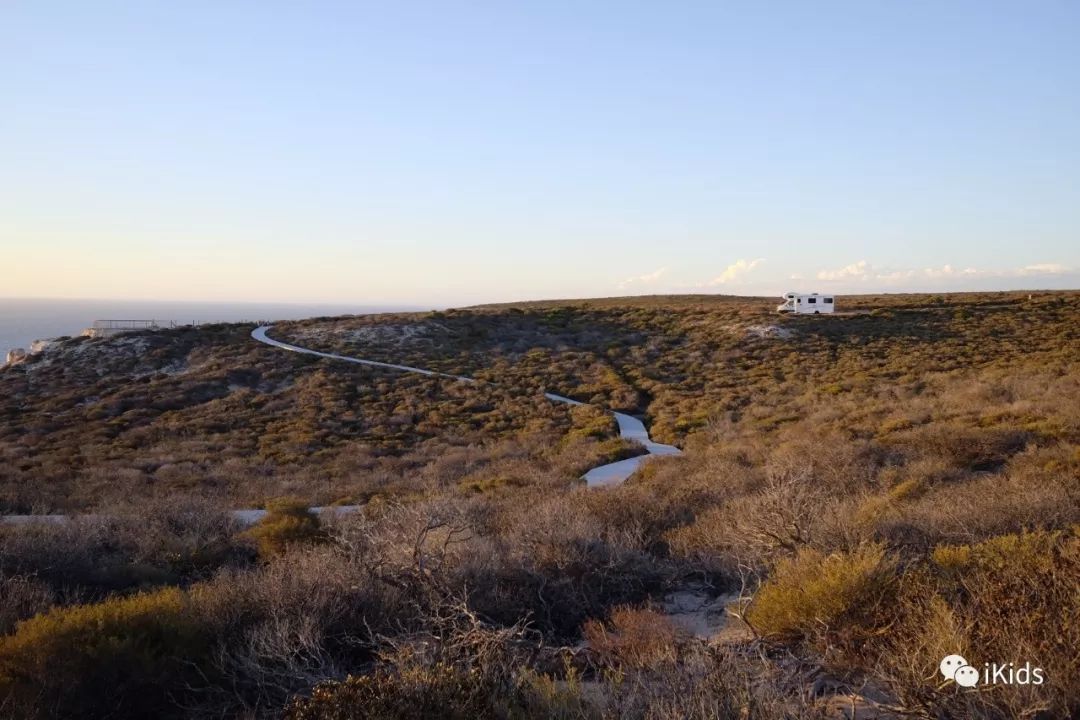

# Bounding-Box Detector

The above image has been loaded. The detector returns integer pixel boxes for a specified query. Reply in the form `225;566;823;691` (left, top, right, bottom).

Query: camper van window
824;298;833;304
807;297;816;304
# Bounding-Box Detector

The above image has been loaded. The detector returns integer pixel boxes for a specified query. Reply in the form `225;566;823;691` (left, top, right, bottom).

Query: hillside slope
1;291;1077;718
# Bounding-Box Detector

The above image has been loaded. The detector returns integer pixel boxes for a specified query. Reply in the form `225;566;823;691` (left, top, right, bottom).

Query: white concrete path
253;326;681;488
251;326;475;382
1;324;682;525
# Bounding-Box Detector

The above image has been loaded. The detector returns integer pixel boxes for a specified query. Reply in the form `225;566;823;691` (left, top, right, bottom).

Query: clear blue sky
2;1;1078;304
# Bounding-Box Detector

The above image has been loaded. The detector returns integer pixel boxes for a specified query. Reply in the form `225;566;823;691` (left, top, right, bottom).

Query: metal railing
91;320;159;330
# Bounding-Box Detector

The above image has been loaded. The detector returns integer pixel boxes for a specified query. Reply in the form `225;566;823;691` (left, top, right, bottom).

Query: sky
2;1;1078;305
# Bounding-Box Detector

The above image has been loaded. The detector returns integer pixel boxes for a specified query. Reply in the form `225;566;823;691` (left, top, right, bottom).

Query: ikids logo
939;655;1045;688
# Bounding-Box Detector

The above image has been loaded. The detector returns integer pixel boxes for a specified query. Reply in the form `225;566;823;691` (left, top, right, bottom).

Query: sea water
0;298;423;355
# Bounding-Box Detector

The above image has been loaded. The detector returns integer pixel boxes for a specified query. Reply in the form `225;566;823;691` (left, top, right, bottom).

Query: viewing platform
82;319;159;338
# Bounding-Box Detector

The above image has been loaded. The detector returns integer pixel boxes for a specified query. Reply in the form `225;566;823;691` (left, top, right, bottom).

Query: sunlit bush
0;587;209;719
745;543;896;645
246;497;328;557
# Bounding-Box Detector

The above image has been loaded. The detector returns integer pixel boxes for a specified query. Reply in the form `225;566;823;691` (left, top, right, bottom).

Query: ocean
0;298;423;356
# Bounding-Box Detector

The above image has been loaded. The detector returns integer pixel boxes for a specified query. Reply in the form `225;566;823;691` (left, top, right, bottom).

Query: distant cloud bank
613;257;1074;297
815;260;1074;287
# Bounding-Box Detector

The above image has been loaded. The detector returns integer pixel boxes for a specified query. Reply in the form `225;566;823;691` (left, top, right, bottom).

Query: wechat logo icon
940;654;978;687
939;654;1046;687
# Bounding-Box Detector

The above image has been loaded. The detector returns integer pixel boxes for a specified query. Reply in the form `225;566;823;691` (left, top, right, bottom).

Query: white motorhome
777;292;835;314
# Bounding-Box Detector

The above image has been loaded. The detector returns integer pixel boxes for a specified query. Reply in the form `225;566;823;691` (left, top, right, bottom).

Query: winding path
251;326;680;487
1;326;682;526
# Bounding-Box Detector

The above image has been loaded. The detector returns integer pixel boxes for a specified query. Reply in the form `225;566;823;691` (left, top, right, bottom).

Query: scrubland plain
0;291;1077;719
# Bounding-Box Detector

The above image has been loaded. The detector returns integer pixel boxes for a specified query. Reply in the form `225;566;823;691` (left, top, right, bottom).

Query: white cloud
816;260;871;281
816;260;989;282
707;258;765;286
618;267;668;289
871;265;980;282
1018;263;1070;276
814;260;1074;287
924;265;979;278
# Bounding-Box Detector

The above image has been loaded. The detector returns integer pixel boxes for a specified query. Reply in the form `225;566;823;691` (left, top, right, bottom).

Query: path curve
252;325;680;487
0;325;682;525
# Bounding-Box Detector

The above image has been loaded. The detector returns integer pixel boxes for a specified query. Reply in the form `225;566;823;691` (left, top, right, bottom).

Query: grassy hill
0;290;1077;718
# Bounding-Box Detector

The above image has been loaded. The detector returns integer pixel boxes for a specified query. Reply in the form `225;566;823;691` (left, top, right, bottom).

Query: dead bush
583;605;683;670
600;641;826;720
902;425;1031;472
0;574;54;635
666;473;829;575
462;492;665;639
190;545;395;716
875;470;1078;549
282;600;547;720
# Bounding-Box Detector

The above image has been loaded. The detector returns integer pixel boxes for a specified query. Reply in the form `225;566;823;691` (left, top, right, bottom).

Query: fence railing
91;320;159;330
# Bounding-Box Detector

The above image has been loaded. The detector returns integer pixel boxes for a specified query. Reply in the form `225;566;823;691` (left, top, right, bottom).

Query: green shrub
931;528;1080;667
0;587;210;719
745;543;896;644
874;529;1080;718
246;497;328;557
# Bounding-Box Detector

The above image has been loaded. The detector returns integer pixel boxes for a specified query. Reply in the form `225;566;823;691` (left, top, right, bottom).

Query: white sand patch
745;324;795;340
659;587;752;644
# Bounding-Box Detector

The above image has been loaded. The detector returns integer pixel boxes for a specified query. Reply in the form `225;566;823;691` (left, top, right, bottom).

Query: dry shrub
745;543;896;652
662;429;888;575
333;498;478;610
0;518;139;594
872;587;969;707
459;491;664;639
111;494;251;576
583;605;683;670
0;574;53;635
0;544;399;719
282;601;547;720
875;470;1078;549
0;500;252;599
666;472;837;576
600;642;826;720
901;425;1031;471
285;664;509;720
764;431;881;494
191;545;397;716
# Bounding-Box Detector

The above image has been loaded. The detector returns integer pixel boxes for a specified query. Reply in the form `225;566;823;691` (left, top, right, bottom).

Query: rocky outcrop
4;338;60;367
82;327;126;339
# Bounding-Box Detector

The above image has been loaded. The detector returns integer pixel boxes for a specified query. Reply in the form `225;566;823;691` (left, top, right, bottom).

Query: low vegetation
246;498;328;557
0;291;1077;718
